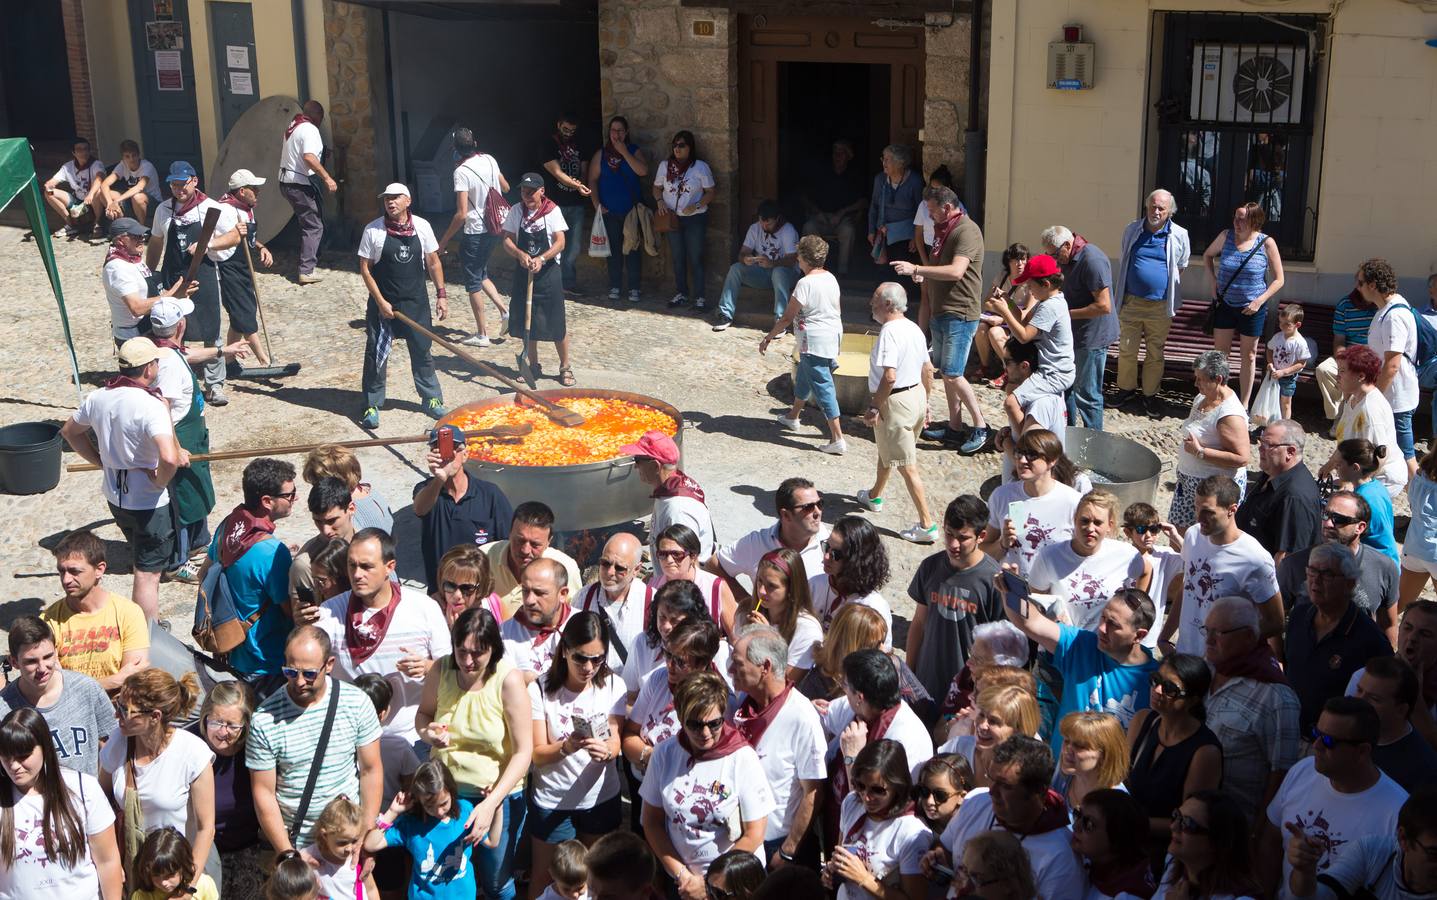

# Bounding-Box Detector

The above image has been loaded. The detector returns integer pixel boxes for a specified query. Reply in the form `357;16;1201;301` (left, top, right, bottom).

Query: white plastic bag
588;213;611;258
1251;374;1282;425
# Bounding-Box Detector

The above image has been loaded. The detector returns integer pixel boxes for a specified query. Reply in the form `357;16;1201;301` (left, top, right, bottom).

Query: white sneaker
628;289;642;303
900;523;939;544
819;439;847;455
856;489;883;512
607;288;621;300
694;297;708;310
461;334;491;348
206;385;229;407
499;312;510;335
776;414;803;432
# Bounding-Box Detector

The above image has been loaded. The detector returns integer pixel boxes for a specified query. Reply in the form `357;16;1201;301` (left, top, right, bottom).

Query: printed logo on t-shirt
1065;571;1111;618
671;780;733;839
1091;685;1141;727
1018;515;1058;568
928;585;981;616
1184;557;1218;612
759;231;783;260
472;528;489;545
642;708;680;747
417;837;470;884
56;625;119;661
1287;808;1347;871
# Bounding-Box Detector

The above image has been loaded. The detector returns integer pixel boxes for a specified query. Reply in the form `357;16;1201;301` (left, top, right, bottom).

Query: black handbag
1203;233;1267;335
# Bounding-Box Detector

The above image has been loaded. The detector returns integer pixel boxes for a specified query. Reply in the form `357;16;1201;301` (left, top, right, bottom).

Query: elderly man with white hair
1113;189;1191;416
859;282;939;544
575;532;649;672
1041;224;1114;431
1203;595;1302;824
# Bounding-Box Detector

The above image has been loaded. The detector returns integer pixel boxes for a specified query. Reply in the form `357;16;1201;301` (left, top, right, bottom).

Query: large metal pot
1063;426;1162;510
440;389;684;532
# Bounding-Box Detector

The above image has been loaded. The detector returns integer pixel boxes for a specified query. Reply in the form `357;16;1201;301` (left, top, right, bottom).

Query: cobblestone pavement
0;225;1414;647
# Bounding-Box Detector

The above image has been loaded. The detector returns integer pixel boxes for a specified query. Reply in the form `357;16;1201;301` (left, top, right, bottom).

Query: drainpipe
964;0;985;227
292;0;309;101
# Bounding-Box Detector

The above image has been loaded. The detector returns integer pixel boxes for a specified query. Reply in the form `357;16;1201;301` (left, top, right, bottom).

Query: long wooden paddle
66;424;532;472
516;270;536;389
390;309;586;427
179;207;222;294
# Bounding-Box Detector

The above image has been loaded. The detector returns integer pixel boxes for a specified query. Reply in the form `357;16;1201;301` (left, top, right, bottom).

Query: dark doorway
0;0;75;139
127;0;204;183
774;62;888;223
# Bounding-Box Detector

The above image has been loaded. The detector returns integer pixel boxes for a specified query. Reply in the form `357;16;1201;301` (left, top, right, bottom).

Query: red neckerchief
219;191;254;222
677;722;749;767
175;190;208;219
1069;233;1090;261
105;242;142;265
939;663;977;718
651;471;706;503
1215;643;1289;686
151;336;184;352
517;603;572;648
217;504;276;567
521;197;558;230
104;376;165;401
346;582;403;665
832;703;903;803
285;113;313;139
666;156;693;183
553;132;579;167
929;207;964;261
733;683;793;747
604;142;625;172
1089;856;1157;899
1002;789;1070;836
385;213;416;238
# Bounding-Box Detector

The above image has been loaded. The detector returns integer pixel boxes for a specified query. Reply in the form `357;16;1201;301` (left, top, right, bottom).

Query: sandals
559;366;576;387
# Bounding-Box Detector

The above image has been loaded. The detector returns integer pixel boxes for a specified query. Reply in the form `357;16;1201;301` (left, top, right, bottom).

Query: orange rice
447;397;678;467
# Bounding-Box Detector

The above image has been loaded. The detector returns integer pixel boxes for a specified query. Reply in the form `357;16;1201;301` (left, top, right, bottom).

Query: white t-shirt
72;385;175;510
651;493;715;564
500;605;577;679
653;160;716;216
1176;392;1249;479
527;676;626;809
280;120;323;184
810;582;893;648
638;738;776;874
715;523;830;594
357;215;440;263
0;768;114;900
936;733;978;766
503;202;569;266
628;667;681;781
316;587;453;743
102;257;151;339
1336;388;1408;495
1371;297;1419;414
869;316;928;392
1313;834;1432;900
53;159;106;196
743;221;800;262
453;154;503;234
301;845;360;900
986;480;1084;577
109;159;162;200
576;580;651;675
1140;548;1184;649
1150;858;1256;900
746;689;827;841
939;789;1082;900
794;270;843;359
154;346;195;423
786;612;825;671
99;725;213;839
1028;539;1147;631
1175;526;1279;655
1267;331;1311;372
623;631;733;698
822;697;933;779
835;793;931;900
1266;757;1408;894
152;196;239;262
914;202;935;245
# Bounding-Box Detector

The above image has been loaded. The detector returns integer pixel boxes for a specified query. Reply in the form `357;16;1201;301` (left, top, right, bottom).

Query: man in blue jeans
713;200;800;332
538;112;593;296
1043;225;1115;430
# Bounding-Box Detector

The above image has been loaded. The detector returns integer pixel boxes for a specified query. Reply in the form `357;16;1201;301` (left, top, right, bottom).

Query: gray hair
736;624;788;673
974;620;1030;667
1193;349;1230;382
923;185;959;208
1265;419;1306;454
1206;596;1261;638
1310;541;1360;580
1040;225;1074;252
882;144;911;169
874;282;908;313
1146;188;1174;207
150;321;179;338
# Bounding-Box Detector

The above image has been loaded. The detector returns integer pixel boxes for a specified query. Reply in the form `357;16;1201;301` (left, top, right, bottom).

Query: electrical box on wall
1048;24;1094;90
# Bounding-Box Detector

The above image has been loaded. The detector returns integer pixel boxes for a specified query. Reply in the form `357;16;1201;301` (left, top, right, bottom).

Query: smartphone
1001;570;1032;618
437;427;455;464
295;584;317;609
929;863;954;886
1006;500;1027;527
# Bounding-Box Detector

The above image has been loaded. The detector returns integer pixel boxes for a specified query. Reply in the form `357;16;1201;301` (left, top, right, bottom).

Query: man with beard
709;477;829;603
480;501;582;620
713;200;800;332
539;112;594;296
0;616;114;776
621;430;713;563
499;558;574;682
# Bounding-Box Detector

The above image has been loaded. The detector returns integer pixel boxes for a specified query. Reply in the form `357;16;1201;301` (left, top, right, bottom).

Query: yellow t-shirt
480;542;582;621
41;592;148;684
131;873;219;900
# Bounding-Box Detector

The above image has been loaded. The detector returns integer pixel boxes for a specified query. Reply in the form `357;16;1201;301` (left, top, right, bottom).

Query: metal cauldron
1063;426;1162;510
439;389;684;533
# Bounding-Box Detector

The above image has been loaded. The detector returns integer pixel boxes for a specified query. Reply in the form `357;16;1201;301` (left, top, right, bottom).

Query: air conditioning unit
1048;40;1095;90
1189;43;1306;124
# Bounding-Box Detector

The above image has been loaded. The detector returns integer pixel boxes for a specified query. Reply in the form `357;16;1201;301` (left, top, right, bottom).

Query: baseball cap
428;424;466;448
379;183;411;198
227;168;266;190
147;296;195;330
619;430;680;465
107;217;149;239
518;172;545;191
1012;254;1060;285
117;337;163;368
166;160;197;183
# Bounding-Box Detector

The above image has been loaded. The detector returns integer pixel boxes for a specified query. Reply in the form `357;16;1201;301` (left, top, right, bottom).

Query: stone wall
322;0;384;237
924;16;972;185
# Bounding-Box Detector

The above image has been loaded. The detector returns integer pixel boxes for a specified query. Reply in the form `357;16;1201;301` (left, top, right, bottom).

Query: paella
446;395;678;467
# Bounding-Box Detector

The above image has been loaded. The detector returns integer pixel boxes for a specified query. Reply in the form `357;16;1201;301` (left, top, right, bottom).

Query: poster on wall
155;50;183;91
146;21;184;50
226;45;250;69
230;72;254;95
153;0;174;20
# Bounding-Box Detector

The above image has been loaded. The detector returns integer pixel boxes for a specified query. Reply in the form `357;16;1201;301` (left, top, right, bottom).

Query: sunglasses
685;716;724;734
1128;524;1161;535
1323;510;1361;527
705;882;735;900
821;539;847;560
663;649;698;669
1071;807;1099;833
1014;449;1043;463
788;499;824;514
1148;672;1188;698
281;666;323;682
854;780;891;798
441;580;480;597
1311;726;1364;749
1198;624;1246;639
1305;566;1347;580
656;549;691;563
1170;811;1210;835
598;558;632;576
569;650;606;667
914;786;953;804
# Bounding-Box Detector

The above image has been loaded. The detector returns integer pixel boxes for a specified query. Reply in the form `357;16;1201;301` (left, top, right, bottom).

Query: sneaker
297;272;324;285
1141;395;1163;418
694;297;708;310
628;290;642;303
206;385;229;407
360;407;380;429
461;334;491;348
1110;389;1138;408
163;559;203;585
712;316;733;332
856;488;883;512
607;288;621;300
921;423;962;443
776;414;803;432
500;311;510;335
959;425;991;455
901;523;939;544
423;398;449;420
819;439;847;455
669;293;688;308
54;225;77;238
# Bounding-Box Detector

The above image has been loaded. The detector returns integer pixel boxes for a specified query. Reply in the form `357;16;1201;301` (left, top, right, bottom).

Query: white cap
379;183;411;198
227;168;266;190
148;296;195;330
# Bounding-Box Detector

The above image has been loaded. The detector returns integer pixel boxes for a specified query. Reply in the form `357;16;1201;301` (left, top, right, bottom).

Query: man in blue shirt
1042;225;1115;431
1112;189;1191;416
412;425;513;593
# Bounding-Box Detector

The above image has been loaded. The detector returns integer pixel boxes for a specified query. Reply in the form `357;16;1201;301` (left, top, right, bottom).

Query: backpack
1386;301;1437;366
192;537;274;655
463;155;508;234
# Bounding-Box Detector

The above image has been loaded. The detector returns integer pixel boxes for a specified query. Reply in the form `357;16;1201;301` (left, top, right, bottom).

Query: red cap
619;430;679;465
1012;253;1060;285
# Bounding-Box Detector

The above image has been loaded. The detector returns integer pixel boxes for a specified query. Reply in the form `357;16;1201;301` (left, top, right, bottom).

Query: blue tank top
1217;230;1269;307
597;144;642;215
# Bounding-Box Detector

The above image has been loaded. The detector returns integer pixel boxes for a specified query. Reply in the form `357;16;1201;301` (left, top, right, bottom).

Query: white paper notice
155;50;182;91
230;71;253;95
226;45;249;69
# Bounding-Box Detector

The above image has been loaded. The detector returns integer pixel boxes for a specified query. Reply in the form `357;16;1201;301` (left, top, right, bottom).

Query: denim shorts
931;314;979;377
462;232;501;293
794;353;840;420
1279;372;1298;397
1213;300;1267;337
526;792;622;842
1394;409;1417;460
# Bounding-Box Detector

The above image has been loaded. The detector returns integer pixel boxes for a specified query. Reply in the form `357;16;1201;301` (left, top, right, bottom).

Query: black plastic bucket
0;422;63;495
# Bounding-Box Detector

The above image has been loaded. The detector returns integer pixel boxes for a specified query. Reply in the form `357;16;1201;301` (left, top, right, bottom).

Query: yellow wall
83;0;141;160
985;0;1437;291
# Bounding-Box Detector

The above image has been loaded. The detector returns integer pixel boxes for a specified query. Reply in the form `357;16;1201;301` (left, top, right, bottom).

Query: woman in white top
738;548;823;682
647;524;736;640
1029;489;1151;632
654;130;716;310
527;612;626;899
1320;344;1407;497
1153;791;1259;900
622;618;724;784
98;668;215;882
1169;350;1251;529
810;515;894;641
825;739;931;900
939;683;1040;789
982;428;1085;577
761;234;846;455
0;708;122;900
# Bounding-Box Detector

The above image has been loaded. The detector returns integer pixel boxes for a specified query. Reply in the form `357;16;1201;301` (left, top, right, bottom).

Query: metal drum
440;389;684;533
1064;426;1162;510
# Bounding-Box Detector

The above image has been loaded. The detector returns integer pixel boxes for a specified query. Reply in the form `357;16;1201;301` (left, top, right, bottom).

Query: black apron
373;229;432;348
158;201;223;341
164;348;216;526
215;206;259;335
509;213;565;342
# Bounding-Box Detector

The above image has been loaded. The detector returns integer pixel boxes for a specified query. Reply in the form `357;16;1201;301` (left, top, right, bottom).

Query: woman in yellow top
416;606;533;900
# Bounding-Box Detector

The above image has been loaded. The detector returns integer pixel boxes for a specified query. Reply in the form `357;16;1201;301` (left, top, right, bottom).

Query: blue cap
166;160;196;183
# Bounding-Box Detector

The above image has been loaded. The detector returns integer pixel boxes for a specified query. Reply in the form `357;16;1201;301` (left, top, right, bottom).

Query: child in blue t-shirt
364;759;498;900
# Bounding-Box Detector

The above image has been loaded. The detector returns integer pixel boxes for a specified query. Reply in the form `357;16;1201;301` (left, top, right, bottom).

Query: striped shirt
1333;297;1376;346
1206;675;1301;823
246;679;382;841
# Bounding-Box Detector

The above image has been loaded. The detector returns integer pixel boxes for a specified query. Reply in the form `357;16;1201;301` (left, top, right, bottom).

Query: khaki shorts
877;386;925;468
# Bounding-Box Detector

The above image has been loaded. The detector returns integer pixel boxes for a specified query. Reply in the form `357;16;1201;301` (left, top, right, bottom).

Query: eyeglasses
569;651;606;667
685;716;725;734
663;649;698;670
1148;672;1188;698
914;786;953;804
206;717;244;734
1072;807;1100;833
274;489;299;502
1311;726;1365;749
1128;524;1161;535
1014;449;1042;463
442;580;480;597
1170;811;1210;835
1305;565;1348;580
1258;440;1295;452
598;558;632;576
788;499;824;514
1198;624;1247;639
854;780;891;798
656;549;691;563
281;666;323;682
1322;510;1361;527
673;141;690;149
113;701;150;719
821;539;847;560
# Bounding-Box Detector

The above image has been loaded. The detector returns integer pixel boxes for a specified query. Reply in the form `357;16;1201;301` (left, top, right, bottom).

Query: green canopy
0;137;82;404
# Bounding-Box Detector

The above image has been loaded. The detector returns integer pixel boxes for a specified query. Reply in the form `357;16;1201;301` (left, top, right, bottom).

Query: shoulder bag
653;202;678;234
120;738;145;886
469;157;508;234
286;678;342;846
192;535;275;656
1204;232;1266;335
